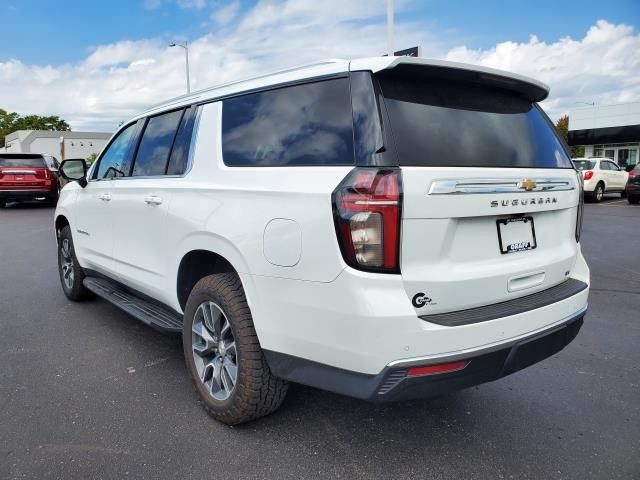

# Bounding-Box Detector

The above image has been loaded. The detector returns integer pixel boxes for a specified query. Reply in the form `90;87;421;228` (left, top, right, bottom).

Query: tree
555;114;585;158
86;152;99;165
0;108;71;147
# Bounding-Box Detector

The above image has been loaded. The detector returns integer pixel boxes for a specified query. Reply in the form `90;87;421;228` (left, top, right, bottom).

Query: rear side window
0;155;46;168
166;106;197;176
378;75;573;169
221;78;354;166
573;160;595;170
132;109;184;176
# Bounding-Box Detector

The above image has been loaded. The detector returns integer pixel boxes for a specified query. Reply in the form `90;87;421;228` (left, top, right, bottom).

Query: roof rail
139;59;346;115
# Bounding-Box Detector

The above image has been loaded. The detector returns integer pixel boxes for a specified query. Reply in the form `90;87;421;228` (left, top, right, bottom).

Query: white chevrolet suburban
55;57;589;424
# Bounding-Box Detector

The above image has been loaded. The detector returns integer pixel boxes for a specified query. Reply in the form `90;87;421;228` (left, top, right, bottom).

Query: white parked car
573;157;628;202
55;57;590;424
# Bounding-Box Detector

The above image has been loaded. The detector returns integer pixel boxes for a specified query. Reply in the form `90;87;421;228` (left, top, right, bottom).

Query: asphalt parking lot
1;196;638;479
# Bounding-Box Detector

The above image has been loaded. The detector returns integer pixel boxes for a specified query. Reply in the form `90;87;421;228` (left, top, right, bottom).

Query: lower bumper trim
264;310;585;402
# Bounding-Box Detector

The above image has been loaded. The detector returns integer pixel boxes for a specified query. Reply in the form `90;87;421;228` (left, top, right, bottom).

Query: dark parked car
626;164;640;204
0;153;60;207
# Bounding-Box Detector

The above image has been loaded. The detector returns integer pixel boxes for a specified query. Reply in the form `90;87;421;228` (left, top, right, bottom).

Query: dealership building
3;130;112;160
568;101;640;168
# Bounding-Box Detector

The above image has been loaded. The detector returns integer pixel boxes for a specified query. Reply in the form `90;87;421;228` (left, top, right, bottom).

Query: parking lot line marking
597;200;627;206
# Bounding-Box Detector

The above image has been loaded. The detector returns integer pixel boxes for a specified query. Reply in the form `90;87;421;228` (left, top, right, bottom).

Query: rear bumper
0;189;56;202
625;184;640;194
246;248;590;375
265;310;585;402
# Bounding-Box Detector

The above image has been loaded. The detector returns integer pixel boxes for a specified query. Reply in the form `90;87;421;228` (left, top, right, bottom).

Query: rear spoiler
353;57;549;103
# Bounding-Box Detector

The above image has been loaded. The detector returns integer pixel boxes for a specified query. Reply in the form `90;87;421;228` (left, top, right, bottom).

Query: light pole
387;0;394;56
169;41;190;94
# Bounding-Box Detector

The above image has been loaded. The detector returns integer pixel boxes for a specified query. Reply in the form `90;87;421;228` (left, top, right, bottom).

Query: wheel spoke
223;360;237;389
212;359;223;393
192;322;217;356
220;316;231;339
201;360;215;383
210;304;224;337
61;239;71;259
221;364;234;393
225;341;237;359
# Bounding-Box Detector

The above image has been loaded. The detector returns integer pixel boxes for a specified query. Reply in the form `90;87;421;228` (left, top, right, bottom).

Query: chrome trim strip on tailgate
420;278;588;327
429;177;575;195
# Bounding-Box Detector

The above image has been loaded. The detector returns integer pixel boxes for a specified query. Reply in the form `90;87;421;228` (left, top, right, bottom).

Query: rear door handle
144;195;163;205
98;193;111;202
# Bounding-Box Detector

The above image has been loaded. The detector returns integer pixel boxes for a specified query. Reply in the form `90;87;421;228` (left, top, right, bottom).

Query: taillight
34;169;48;179
576;170;584;242
332;167;402;273
583;170;594;180
629;171;637;180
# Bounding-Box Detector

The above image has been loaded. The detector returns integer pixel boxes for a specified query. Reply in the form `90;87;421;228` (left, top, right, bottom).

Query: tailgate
400;168;580;314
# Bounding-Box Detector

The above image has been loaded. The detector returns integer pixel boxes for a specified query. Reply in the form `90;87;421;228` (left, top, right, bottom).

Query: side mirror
59;159;88;188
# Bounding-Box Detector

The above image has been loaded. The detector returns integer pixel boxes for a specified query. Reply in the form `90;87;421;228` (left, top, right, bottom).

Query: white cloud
177;0;206;9
0;4;638;134
212;1;240;26
445;20;640;119
145;0;207;10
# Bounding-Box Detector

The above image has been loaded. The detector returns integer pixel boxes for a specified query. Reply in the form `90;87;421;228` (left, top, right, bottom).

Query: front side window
378;74;573;169
221;78;354;166
95;123;136;179
132;109;184;177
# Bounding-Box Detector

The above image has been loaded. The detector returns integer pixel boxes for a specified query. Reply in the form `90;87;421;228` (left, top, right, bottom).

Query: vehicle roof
573;157;613;162
132;56;550;123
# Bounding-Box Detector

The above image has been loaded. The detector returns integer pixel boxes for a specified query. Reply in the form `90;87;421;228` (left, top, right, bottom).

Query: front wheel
57;226;92;300
183;273;288;425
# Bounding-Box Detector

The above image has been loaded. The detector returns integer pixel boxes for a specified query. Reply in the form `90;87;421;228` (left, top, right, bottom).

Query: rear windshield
378;76;572;169
573;160;596;170
0;155;46;168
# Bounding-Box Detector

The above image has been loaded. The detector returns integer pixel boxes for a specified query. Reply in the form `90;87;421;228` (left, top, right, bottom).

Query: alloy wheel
191;301;238;401
60;238;74;289
596;185;603;201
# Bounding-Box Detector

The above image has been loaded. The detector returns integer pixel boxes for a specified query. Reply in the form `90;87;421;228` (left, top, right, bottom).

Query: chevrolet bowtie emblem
519;179;537;191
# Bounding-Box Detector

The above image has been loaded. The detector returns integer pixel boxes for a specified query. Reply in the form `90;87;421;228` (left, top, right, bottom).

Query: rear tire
57;226;92;301
628;196;639;205
592;183;604;203
0;200;5;208
183;272;288;425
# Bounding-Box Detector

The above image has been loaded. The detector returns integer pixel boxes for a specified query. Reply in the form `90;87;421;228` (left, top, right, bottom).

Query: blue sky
2;0;638;65
1;1;639;130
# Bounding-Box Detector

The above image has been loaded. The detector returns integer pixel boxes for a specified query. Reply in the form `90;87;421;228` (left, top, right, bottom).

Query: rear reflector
407;360;469;377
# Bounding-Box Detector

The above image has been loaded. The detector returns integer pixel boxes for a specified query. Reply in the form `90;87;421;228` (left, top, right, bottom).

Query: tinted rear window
221;78;354;166
574;160;596;170
0;155;46;168
378;76;572;169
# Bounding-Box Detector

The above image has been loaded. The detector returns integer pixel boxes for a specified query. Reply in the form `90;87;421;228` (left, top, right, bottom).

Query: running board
83;277;183;333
